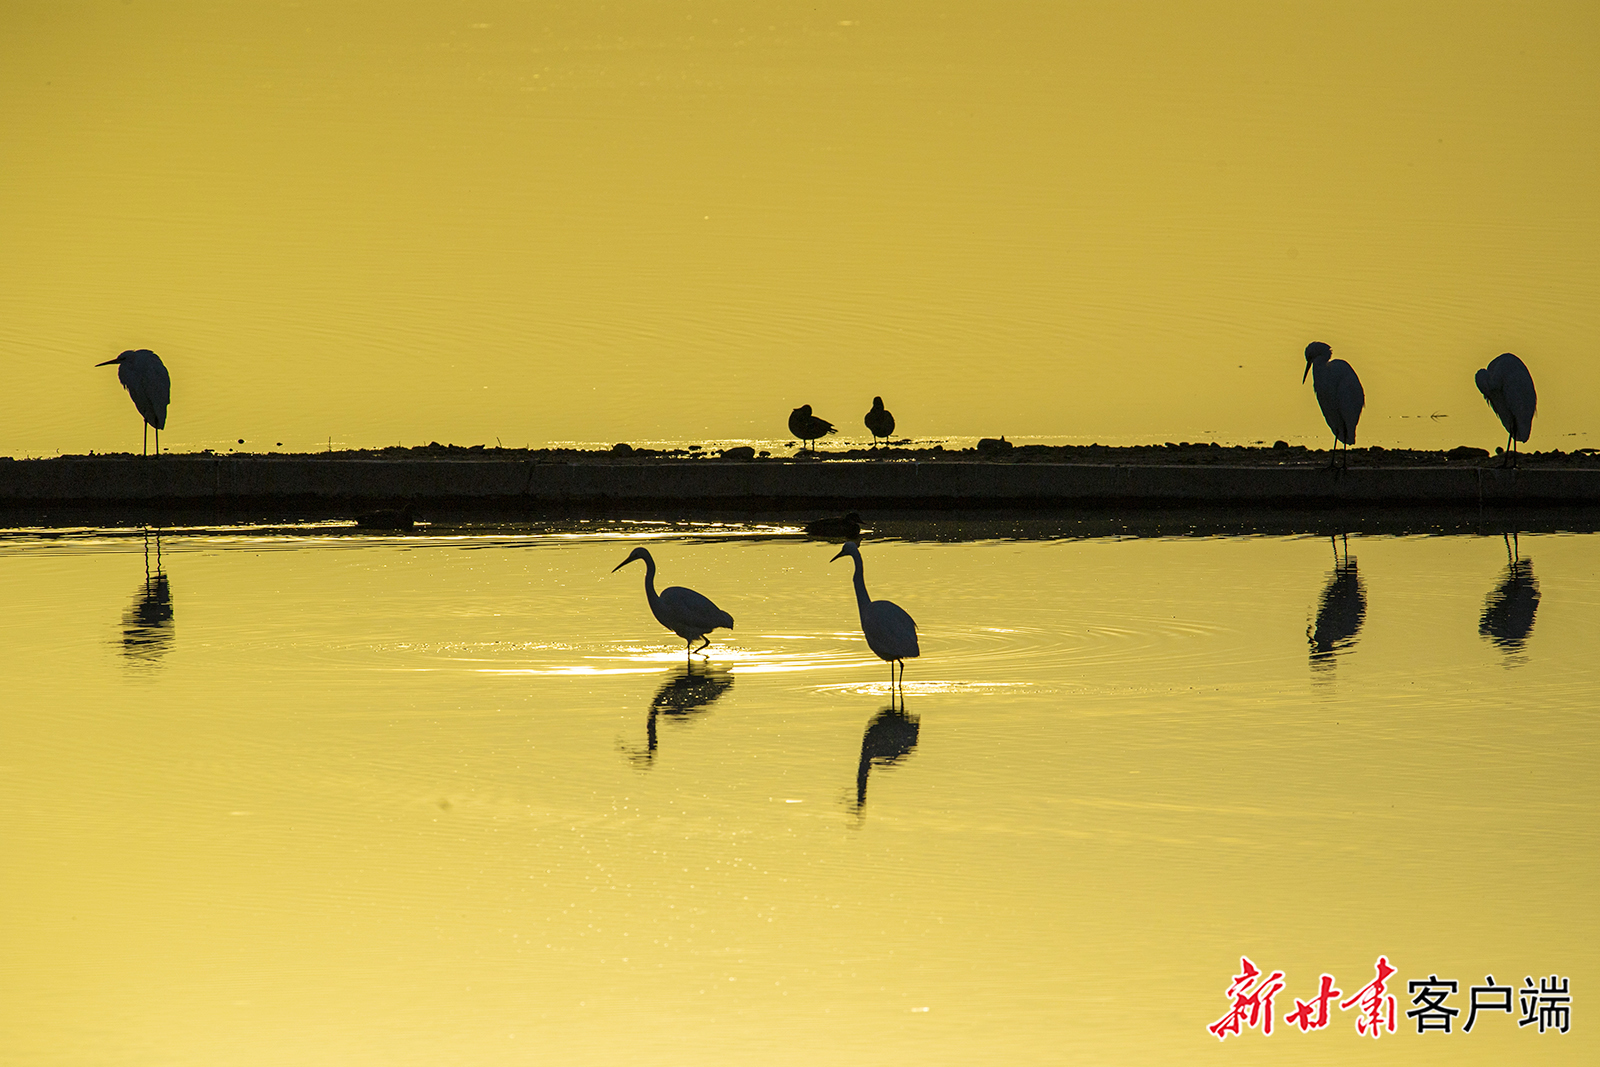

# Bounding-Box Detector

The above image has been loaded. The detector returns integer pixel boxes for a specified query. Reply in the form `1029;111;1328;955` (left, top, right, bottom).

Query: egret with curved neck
1303;341;1364;469
1475;352;1537;468
830;540;919;691
96;348;170;456
612;546;734;657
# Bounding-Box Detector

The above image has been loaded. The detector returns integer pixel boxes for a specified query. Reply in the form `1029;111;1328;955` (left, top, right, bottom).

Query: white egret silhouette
1475;352;1537;467
1302;341;1364;468
830;540;920;688
96;349;170;455
612;546;734;657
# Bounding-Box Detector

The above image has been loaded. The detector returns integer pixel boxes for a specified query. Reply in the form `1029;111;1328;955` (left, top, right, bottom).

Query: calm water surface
2;522;1596;1064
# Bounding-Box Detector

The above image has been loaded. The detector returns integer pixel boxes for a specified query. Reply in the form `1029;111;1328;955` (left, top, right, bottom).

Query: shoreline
2;445;1599;514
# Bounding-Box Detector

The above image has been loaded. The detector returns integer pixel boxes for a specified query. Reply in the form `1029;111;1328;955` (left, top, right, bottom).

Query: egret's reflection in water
623;663;734;767
1481;532;1540;656
120;529;173;665
1308;534;1366;675
852;703;920;815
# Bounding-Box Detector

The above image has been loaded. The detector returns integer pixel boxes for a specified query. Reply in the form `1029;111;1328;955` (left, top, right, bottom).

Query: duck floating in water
805;512;862;540
355;504;417;530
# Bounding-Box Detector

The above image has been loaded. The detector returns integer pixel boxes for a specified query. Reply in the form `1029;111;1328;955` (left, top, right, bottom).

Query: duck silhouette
864;396;895;448
789;405;836;452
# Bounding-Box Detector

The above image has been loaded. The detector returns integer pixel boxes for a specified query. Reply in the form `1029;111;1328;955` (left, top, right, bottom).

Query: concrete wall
2;456;1598;509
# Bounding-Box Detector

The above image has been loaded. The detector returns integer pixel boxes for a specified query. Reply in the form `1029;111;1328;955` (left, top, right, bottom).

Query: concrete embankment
2;455;1598;511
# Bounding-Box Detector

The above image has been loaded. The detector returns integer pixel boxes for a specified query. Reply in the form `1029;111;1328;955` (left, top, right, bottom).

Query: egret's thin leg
143;423;148;456
695;635;711;654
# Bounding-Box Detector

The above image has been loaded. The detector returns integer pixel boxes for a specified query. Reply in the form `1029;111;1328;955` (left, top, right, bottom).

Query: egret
1302;341;1363;468
96;349;170;455
789;405;836;452
612;546;735;657
830;540;919;688
1475;352;1537;468
864;396;895;448
804;512;862;540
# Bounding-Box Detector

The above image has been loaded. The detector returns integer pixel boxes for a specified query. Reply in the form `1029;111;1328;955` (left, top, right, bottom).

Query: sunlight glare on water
1;522;1595;1064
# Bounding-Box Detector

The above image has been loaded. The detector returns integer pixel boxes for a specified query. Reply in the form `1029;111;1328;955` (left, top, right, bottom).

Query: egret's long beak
1301;362;1311;384
95;357;121;367
611;558;633;573
829;549;847;562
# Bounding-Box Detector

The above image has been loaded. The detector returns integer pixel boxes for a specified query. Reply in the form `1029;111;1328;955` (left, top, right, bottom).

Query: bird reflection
1308;534;1365;674
624;663;734;766
852;702;920;815
122;528;174;664
1480;533;1539;655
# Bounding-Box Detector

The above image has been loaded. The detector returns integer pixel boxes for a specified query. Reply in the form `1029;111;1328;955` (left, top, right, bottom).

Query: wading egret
96;349;170;455
612;546;735;656
804;512;862;540
830;540;919;687
789;405;836;452
1475;353;1537;467
1302;341;1364;468
864;396;895;448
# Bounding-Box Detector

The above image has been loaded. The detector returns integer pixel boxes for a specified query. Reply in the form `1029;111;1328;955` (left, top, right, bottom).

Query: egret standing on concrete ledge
97;349;170;455
1302;341;1364;468
612;546;735;657
831;541;919;690
789;405;836;452
1475;352;1537;468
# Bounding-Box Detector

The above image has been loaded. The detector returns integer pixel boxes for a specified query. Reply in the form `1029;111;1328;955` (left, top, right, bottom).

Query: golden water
3;2;1599;457
2;523;1594;1063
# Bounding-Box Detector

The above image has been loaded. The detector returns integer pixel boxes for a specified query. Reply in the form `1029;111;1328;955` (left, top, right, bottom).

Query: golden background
3;1;1596;455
